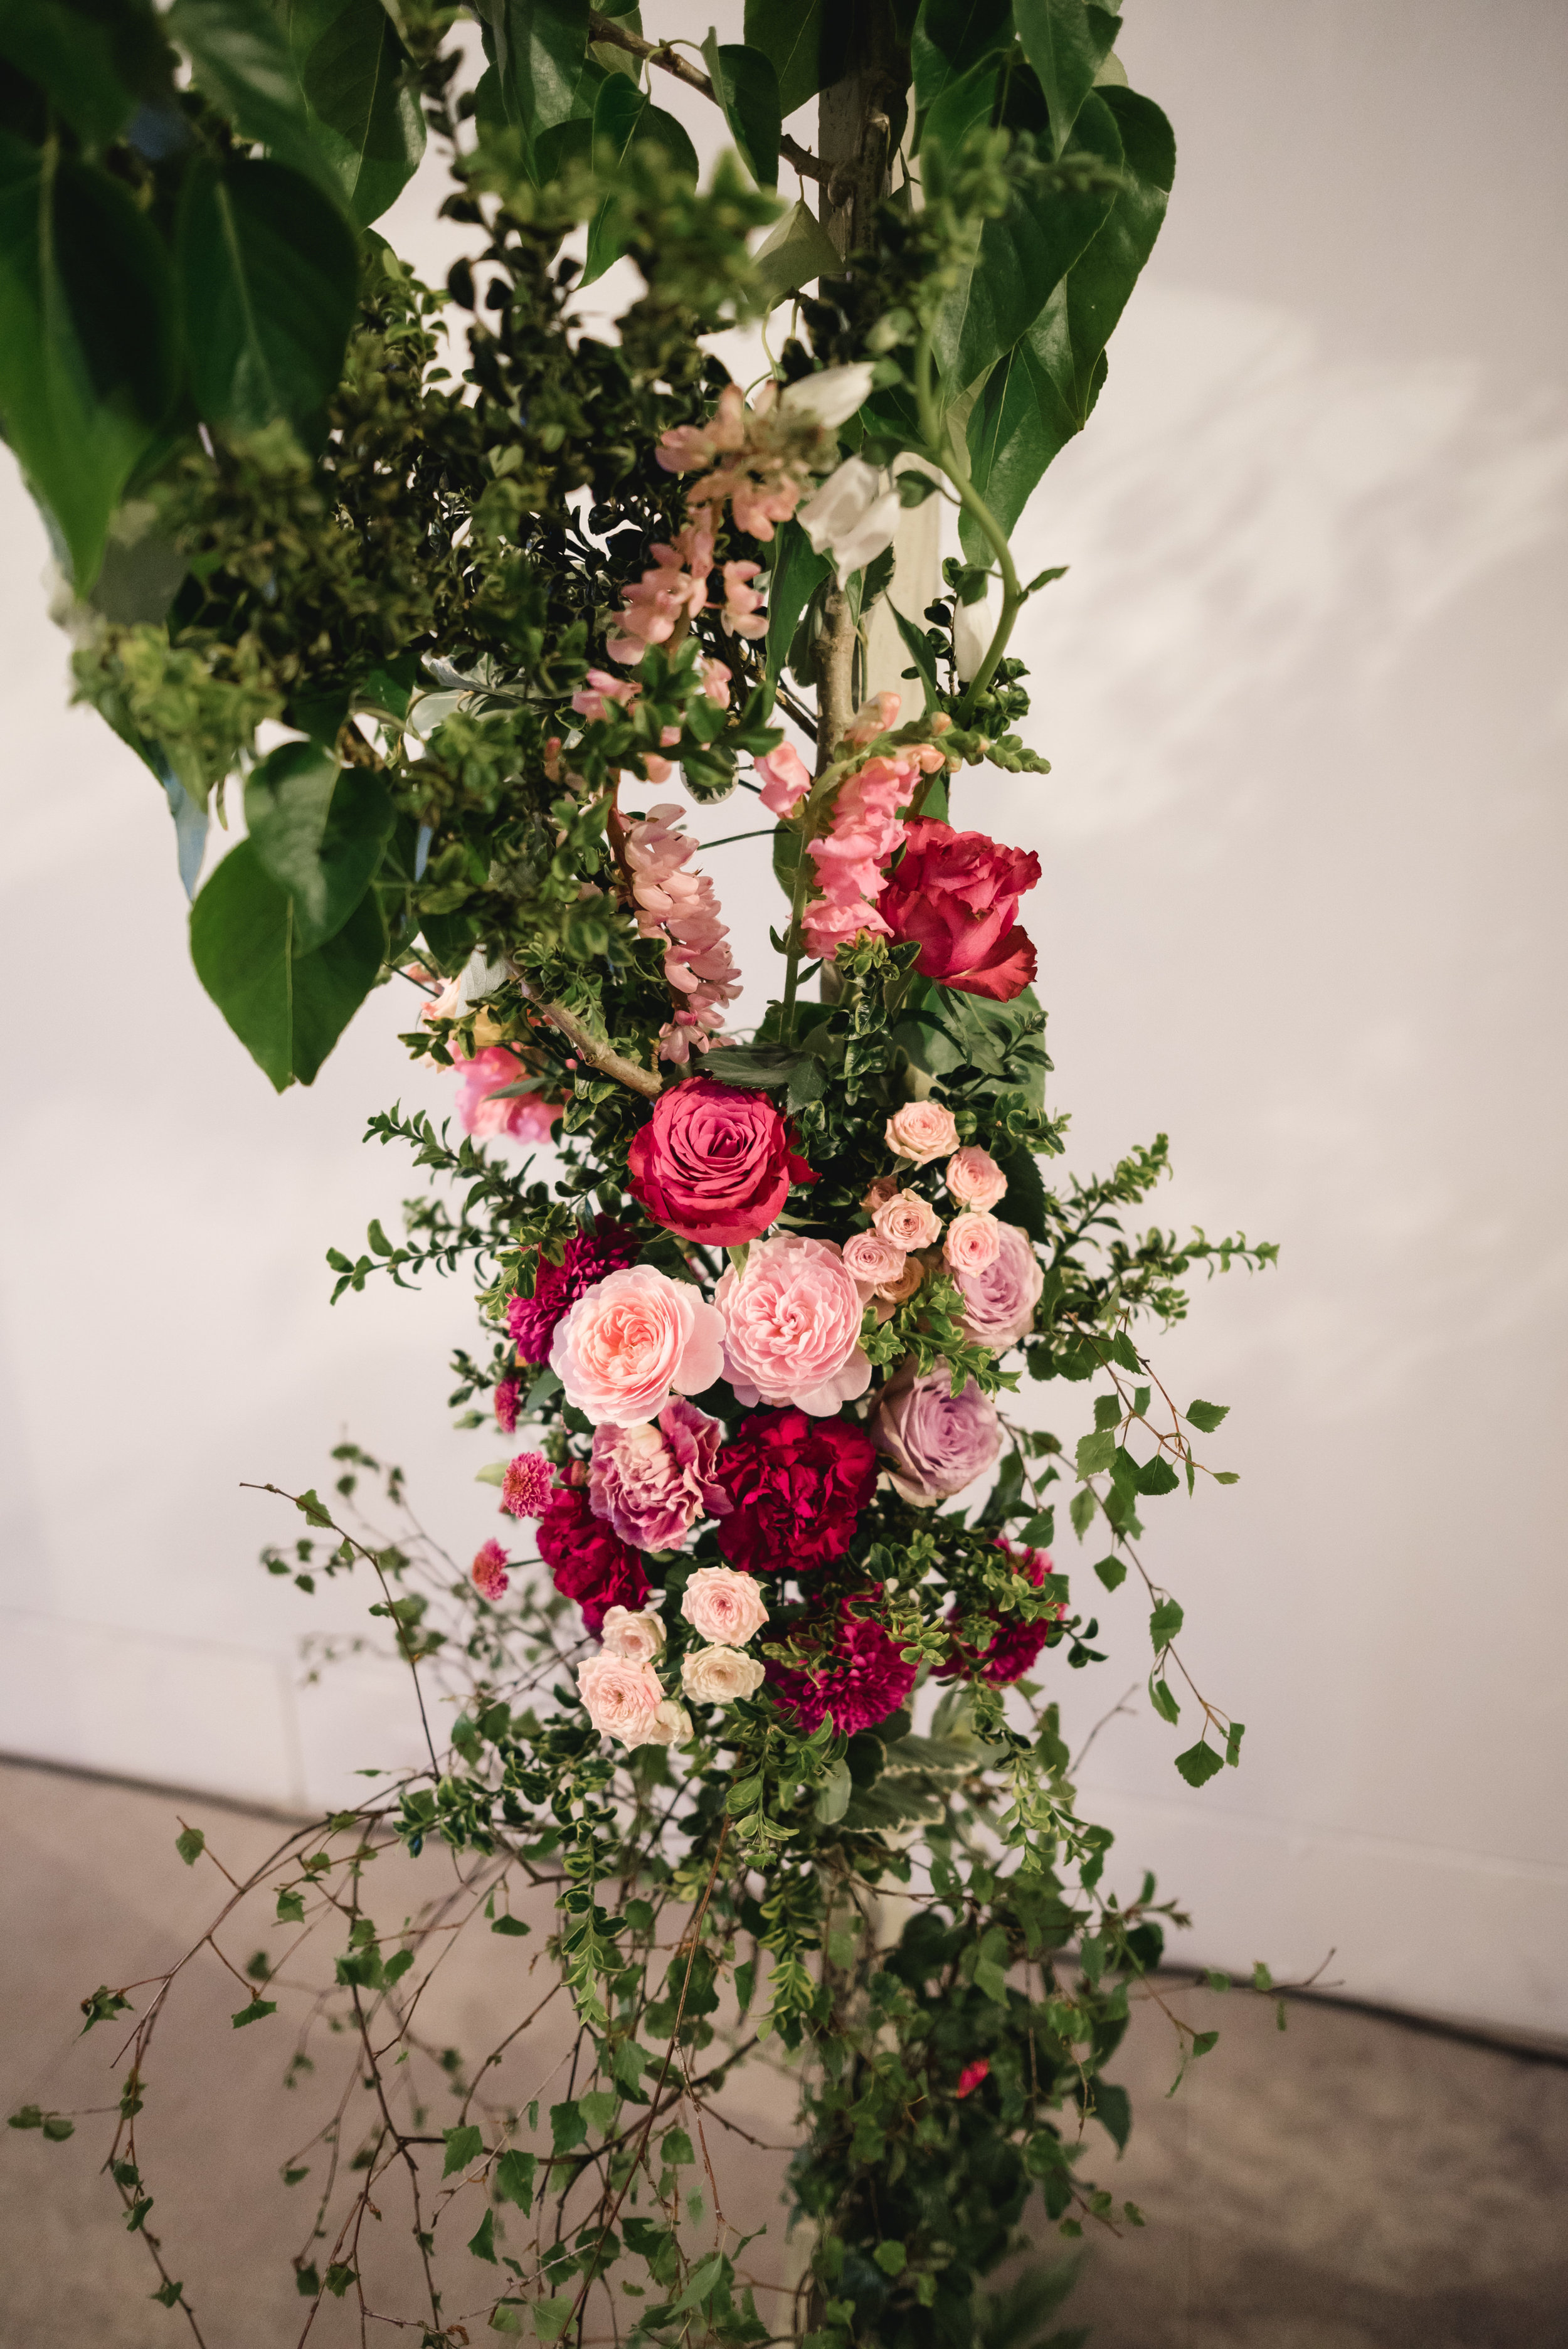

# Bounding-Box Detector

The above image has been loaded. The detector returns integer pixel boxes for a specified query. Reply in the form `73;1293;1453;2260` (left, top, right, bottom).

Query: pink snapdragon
798;699;947;965
657;383;808;543
719;561;768;640
622;803;743;1059
756;741;812;817
606;522;714;665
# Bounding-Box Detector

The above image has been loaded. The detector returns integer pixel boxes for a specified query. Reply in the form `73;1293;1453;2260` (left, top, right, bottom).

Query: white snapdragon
952;587;1002;681
778;360;877;431
798;457;902;588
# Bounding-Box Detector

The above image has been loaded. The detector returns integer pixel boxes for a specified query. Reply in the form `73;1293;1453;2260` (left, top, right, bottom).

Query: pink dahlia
766;1606;916;1737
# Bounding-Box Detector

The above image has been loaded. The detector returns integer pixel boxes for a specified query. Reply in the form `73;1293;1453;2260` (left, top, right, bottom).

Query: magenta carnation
507;1221;639;1364
536;1487;649;1635
713;1409;879;1574
935;1540;1064;1686
501;1451;556;1517
494;1377;521;1434
766;1606;916;1736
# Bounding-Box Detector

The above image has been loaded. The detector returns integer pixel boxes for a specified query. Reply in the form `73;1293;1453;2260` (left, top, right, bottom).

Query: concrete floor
3;1758;1564;2348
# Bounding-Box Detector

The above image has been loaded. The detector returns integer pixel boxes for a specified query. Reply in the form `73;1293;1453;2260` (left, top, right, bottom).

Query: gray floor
3;1758;1564;2348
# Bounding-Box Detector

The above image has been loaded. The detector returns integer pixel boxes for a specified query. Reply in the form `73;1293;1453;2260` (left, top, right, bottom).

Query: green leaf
911;0;1013;109
0;138;177;588
1147;1598;1183;1648
475;0;590;142
0;0;143;148
231;1996;278;2026
1092;1553;1125;1592
919;57;1001;184
813;1757;853;1825
1148;1675;1179;1725
1089;2079;1131;2150
549;2099;586;2153
581;79;697;282
1014;0;1122;157
245;746;395;952
764;514;830;681
281;0;426;225
1093;1392;1120;1433
151;2277;184;2306
743;0;833;119
701;33;781;188
175;1827;206;1867
995;1141;1049;1243
531;2299;576;2344
494;2148;536;2213
1074;1429;1115;1478
1136;1453;1180;1497
660;2126;694;2167
177;155;359;435
169;0;340;194
1068;1485;1097;1542
295;1487;334;1525
872;2240;908;2277
1174;1740;1224;1789
490;1913;530;1938
695;1043;804;1089
1226;1721;1246;1768
1185;1398;1230;1434
443;2124;485;2177
324;2262;356;2297
467;2207;498;2263
753;194;843;307
189;843;386;1088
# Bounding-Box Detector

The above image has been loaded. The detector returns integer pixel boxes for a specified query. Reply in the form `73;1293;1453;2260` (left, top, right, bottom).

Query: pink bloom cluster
453;1046;561;1143
655;382;807;543
622;803;743;1060
798;697;948;965
571;658;729;784
604;518;770;676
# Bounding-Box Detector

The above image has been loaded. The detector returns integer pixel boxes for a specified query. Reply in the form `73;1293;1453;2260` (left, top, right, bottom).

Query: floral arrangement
1;2;1285;2342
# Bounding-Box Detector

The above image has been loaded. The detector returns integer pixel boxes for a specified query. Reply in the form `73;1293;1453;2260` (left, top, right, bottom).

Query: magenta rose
589;1399;728;1552
952;1218;1044;1354
713;1408;880;1574
536;1485;649;1634
935;1539;1064;1687
507;1219;638;1364
877;819;1041;1002
766;1605;916;1736
872;1364;1002;1505
627;1077;815;1245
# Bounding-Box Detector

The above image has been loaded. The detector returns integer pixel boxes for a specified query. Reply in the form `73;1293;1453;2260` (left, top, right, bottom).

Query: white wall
1;1;1564;2037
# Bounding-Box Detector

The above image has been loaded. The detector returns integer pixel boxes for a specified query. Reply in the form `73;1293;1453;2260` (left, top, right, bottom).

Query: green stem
914;327;1021;723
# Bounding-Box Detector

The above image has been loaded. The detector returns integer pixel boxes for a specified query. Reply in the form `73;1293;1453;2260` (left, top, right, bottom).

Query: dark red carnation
877;819;1041;1001
714;1408;879;1574
627;1077;814;1246
935;1539;1064;1687
507;1219;638;1364
766;1605;916;1736
535;1485;648;1635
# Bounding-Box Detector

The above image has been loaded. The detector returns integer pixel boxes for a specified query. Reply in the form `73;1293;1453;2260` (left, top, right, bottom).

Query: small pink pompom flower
494;1377;521;1435
471;1540;510;1603
502;1451;556;1517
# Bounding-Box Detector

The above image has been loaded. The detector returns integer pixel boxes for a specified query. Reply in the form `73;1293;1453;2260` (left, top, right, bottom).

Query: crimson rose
877;819;1041;1001
627;1077;813;1245
713;1408;879;1572
536;1485;648;1634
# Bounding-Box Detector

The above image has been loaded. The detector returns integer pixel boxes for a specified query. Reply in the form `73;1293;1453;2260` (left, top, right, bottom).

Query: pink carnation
716;1234;871;1418
588;1399;728;1552
951;1219;1045;1354
494;1377;520;1434
766;1606;916;1736
501;1451;555;1517
470;1539;510;1603
550;1265;726;1427
681;1564;770;1646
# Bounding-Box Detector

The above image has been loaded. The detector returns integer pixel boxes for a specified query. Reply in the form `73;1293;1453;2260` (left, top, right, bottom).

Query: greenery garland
2;3;1285;2341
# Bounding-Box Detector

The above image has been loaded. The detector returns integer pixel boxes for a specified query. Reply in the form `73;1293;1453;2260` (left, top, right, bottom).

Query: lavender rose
951;1218;1044;1353
872;1365;1002;1505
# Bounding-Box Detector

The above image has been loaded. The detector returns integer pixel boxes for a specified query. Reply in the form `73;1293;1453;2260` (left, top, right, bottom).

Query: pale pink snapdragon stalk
621;803;743;1061
797;694;949;964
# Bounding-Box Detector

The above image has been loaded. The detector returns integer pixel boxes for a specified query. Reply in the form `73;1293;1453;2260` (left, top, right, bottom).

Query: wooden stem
586;12;824;183
536;999;662;1098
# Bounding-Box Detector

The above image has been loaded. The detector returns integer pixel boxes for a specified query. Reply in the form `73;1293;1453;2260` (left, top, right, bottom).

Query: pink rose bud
885;1100;961;1165
944;1212;1003;1275
872;1190;943;1251
945;1146;1008;1212
680;1565;770;1646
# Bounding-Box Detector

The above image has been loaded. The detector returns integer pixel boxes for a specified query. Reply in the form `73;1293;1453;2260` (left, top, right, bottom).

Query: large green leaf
752;196;842;305
581;78;697;282
764;517;830;687
281;0;426;225
168;0;340;195
743;0;838;120
963;85;1172;554
910;0;1014;111
244;741;395;951
189;839;386;1087
935;84;1121;400
700;32;780;189
177;154;359;433
1014;0;1121;156
475;0;591;139
0;0;153;147
0;136;176;585
918;56;1000;179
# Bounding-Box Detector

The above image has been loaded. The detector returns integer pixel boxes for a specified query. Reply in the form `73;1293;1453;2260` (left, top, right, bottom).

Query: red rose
536;1486;648;1635
713;1409;879;1573
766;1604;916;1737
877;819;1041;1002
627;1077;814;1246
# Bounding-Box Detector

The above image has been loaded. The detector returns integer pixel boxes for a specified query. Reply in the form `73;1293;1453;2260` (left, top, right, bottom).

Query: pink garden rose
577;1653;665;1746
681;1645;766;1703
952;1218;1044;1353
872;1364;1002;1505
841;1229;907;1295
588;1398;727;1551
600;1606;666;1663
945;1146;1008;1211
627;1077;815;1246
716;1234;871;1416
872;1190;942;1251
944;1212;1002;1275
681;1564;769;1645
549;1265;725;1426
885;1100;960;1165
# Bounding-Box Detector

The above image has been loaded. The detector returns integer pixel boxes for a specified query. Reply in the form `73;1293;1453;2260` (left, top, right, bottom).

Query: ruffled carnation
716;1234;871;1417
627;1078;813;1246
951;1219;1044;1354
877;819;1041;1002
872;1365;1002;1505
713;1408;879;1574
549;1265;726;1427
588;1399;727;1551
470;1539;510;1602
681;1564;770;1645
537;1487;649;1635
766;1607;916;1735
946;1146;1008;1211
507;1221;639;1365
935;1539;1064;1687
501;1451;556;1518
